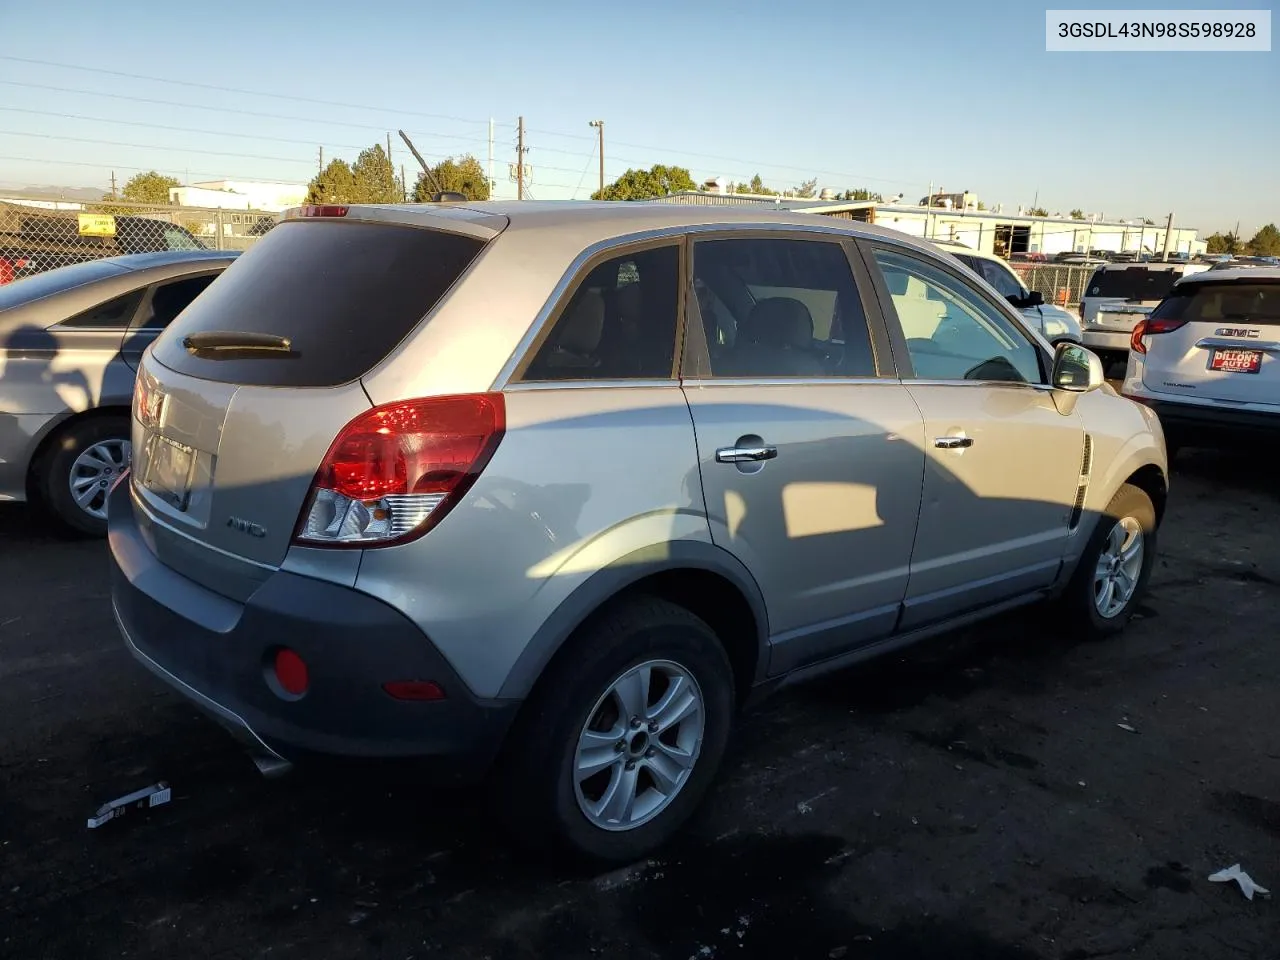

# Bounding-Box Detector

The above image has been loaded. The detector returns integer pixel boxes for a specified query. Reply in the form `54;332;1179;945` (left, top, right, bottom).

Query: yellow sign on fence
78;213;117;237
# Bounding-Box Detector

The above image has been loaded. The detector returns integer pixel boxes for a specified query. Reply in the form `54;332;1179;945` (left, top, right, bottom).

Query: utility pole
401;164;407;202
109;171;117;200
517;116;526;201
589;120;604;196
318;147;323;173
1161;212;1175;261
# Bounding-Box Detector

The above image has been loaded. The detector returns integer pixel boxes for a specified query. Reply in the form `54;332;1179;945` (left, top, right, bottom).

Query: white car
1123;267;1279;455
934;242;1083;346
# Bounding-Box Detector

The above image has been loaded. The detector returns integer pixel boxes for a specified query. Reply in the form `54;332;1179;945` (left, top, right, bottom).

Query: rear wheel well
1124;465;1168;526
543;568;763;711
26;406;130;500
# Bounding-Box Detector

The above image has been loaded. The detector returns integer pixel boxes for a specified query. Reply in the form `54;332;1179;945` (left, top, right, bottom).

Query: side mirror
1052;342;1105;393
1025;290;1044;306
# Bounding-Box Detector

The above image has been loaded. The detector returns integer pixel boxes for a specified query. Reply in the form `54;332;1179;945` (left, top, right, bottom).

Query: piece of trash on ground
1117;723;1138;733
1208;863;1270;900
87;782;171;829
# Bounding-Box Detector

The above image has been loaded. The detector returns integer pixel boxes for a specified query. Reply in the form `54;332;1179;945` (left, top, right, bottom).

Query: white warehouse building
168;179;307;212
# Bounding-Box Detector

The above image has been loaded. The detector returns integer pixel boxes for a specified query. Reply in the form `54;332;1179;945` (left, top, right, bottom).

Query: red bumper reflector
274;649;309;696
383;680;445;701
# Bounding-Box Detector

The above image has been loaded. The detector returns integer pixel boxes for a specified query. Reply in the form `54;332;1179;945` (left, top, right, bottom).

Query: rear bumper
1081;329;1133;354
1124;394;1280;442
107;480;520;778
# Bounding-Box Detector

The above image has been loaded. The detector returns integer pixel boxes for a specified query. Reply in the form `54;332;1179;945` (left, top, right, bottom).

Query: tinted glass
873;248;1042;384
162;225;204;251
521;244;679;381
690;237;875;378
152;220;485;387
56;289;144;329
0;259;130;310
980;259;1025;299
1086;267;1184;302
1149;281;1280;325
136;274;220;329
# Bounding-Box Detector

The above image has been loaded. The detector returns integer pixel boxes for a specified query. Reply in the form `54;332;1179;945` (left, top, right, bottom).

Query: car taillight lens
1129;315;1186;355
295;393;505;548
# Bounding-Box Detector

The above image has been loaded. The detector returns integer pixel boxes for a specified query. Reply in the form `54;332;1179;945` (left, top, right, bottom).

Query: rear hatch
129;212;495;600
1139;277;1280;406
1084;265;1190;331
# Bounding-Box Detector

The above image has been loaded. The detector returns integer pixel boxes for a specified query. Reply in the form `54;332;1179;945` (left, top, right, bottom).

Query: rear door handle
934;436;973;449
716;444;778;463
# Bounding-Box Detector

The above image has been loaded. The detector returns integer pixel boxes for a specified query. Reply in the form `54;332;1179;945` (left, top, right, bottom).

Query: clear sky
0;0;1276;235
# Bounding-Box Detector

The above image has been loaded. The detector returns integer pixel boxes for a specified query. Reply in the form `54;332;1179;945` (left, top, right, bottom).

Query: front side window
872;248;1043;384
979;259;1026;300
521;244;680;382
689;237;875;378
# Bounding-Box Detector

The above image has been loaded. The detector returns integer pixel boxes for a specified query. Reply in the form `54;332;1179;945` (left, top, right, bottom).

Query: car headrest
741;297;814;349
557;289;605;356
884;269;909;297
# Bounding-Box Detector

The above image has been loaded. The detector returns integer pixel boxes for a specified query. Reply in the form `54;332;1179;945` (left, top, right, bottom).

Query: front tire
1062;483;1157;637
494;596;735;864
34;415;131;537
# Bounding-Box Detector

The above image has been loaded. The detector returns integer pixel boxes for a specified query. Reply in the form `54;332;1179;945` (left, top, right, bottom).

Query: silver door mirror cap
1051;341;1105;393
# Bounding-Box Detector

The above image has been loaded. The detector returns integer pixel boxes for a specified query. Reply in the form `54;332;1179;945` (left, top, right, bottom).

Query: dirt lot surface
2;450;1277;960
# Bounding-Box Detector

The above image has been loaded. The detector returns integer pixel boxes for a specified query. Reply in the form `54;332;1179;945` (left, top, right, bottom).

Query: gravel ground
1;449;1277;960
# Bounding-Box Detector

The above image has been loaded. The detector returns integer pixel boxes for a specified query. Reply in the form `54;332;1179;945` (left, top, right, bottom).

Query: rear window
151;220;485;387
1149;281;1280;325
1085;267;1184;302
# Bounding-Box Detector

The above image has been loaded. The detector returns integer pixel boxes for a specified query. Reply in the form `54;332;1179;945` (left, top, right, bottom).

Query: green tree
977;201;987;211
592;164;696;201
412;154;490;201
840;187;883;202
1142;218;1155;225
112;171;180;205
1246;223;1280;257
1205;231;1241;255
735;174;777;196
792;178;819;199
351;144;400;203
306;159;359;204
1069;208;1084;219
1027;206;1049;217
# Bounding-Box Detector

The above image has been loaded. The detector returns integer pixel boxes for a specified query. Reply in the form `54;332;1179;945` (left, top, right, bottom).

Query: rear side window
56;289;145;329
135;274;219;330
520;244;680;382
152;220;485;387
689;237;875;378
1149;282;1280;325
1086;267;1183;302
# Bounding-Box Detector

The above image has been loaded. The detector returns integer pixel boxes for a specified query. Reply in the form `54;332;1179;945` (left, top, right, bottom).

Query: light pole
589;120;604;196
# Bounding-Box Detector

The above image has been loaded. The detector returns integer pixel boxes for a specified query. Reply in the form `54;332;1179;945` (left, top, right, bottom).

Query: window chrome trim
490;220;865;389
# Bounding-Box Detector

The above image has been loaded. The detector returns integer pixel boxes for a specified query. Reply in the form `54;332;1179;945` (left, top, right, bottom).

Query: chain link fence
1009;262;1100;309
1;196;279;284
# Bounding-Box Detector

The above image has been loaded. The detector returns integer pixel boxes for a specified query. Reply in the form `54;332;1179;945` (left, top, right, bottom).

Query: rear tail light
294;393;505;548
1130;315;1187;355
298;204;349;218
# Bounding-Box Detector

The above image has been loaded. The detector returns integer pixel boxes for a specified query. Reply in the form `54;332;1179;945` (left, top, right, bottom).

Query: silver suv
108;202;1169;863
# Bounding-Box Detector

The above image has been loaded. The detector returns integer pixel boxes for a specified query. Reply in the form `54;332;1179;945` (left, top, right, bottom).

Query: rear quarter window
150;220;485;387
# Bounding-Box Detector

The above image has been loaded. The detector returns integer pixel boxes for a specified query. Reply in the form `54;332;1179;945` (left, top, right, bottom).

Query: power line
0;56;492;128
0;153;301;183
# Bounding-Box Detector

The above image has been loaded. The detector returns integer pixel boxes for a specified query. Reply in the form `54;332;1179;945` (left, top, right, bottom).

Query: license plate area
1210;348;1262;375
141;434;196;510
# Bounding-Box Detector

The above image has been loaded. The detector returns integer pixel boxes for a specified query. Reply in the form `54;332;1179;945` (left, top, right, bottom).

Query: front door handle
934;436;973;449
716;444;778;463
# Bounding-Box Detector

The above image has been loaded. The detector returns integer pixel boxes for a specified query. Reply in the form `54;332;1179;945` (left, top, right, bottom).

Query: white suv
1123;267;1279;454
1080;261;1209;368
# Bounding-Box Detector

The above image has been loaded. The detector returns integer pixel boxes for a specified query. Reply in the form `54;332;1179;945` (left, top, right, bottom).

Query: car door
862;242;1086;631
681;232;926;674
122;272;221;368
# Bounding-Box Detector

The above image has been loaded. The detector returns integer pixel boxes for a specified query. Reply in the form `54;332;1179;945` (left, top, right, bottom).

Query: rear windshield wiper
182;331;295;359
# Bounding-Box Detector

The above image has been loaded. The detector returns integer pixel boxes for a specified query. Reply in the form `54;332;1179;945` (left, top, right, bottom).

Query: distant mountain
0;184;106;202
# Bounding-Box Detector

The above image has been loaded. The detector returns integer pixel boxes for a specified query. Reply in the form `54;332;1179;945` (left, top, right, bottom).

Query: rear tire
493;596;735;865
1061;483;1157;638
34;415;131;538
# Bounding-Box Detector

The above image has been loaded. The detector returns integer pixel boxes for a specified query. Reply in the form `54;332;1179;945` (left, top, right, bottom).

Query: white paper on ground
1208;864;1270;900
